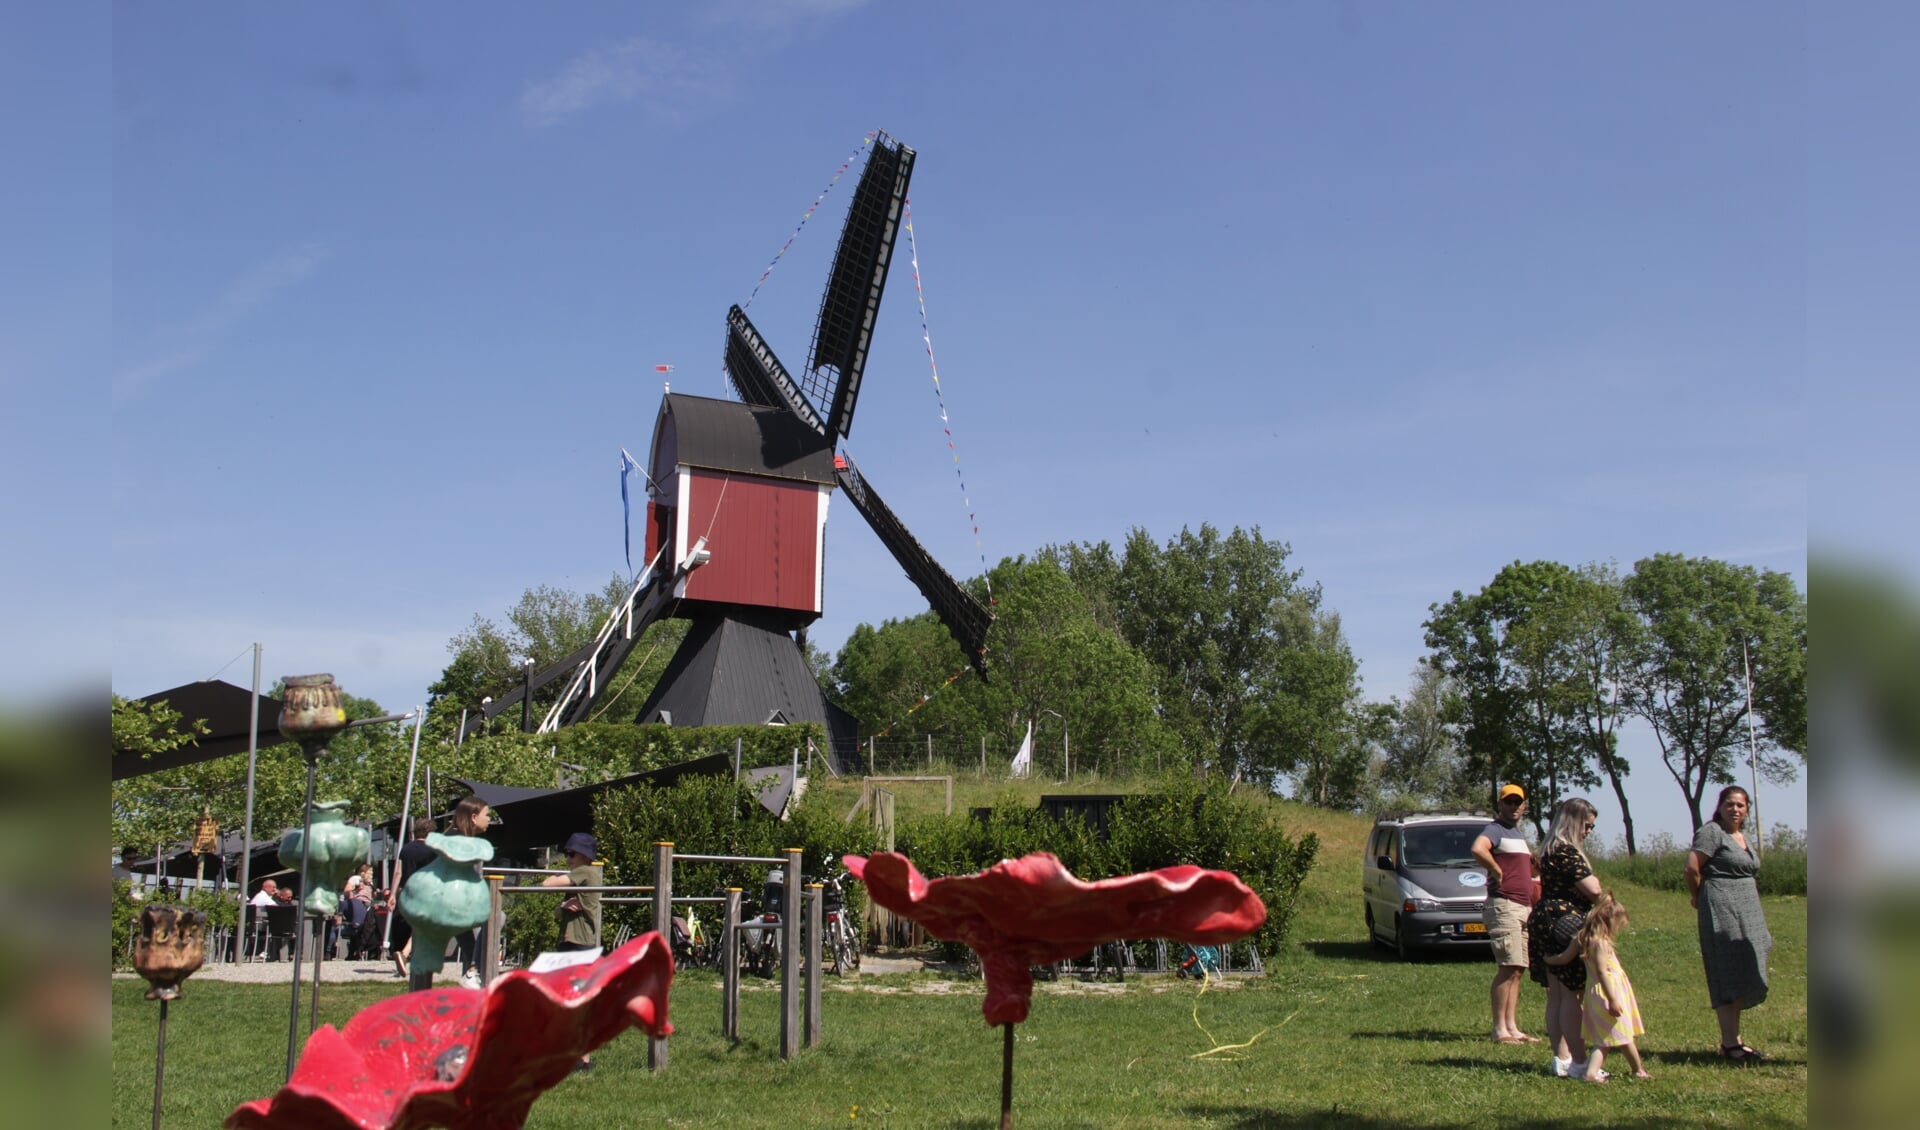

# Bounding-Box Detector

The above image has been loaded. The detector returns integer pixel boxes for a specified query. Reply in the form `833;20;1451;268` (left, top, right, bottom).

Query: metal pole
722;888;741;1040
309;916;323;1031
238;644;261;935
805;884;822;1048
733;738;742;782
521;659;533;734
780;848;801;1060
1743;640;1765;856
456;707;467;746
152;999;169;1130
485;877;503;982
382;707;425;957
650;842;673;1071
285;750;320;1081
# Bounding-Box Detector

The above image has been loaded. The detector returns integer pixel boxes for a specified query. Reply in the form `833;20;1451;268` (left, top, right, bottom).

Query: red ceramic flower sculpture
846;851;1266;1026
227;933;674;1130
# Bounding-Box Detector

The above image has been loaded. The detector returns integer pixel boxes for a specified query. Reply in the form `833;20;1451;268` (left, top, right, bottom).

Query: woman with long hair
1684;785;1773;1062
446;796;495;989
1529;797;1604;1078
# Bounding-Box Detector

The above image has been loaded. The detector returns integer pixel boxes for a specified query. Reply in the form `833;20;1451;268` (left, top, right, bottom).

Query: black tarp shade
114;679;286;780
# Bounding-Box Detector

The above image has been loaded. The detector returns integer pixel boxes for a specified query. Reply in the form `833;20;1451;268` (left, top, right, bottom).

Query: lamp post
1039;709;1069;781
276;674;350;1083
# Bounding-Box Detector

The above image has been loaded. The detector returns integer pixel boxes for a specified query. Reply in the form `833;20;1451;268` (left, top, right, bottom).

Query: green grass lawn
114;803;1806;1128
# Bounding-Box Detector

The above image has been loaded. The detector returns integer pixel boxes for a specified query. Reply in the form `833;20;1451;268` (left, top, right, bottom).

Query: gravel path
114;959;467;985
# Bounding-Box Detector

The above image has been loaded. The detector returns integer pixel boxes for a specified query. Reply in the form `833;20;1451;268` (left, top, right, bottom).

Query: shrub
577;770;879;958
1591;828;1806;898
111;882;240;970
891;773;1318;960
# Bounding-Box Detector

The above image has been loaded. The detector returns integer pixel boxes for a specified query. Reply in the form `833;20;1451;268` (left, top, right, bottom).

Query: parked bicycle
821;868;861;975
671;904;714;970
740;868;785;979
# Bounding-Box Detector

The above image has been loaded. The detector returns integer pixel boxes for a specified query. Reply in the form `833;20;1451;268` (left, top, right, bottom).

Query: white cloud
113;241;333;403
519;38;728;128
696;0;874;32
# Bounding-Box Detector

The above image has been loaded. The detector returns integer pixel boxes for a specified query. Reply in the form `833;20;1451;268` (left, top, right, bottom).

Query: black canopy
114;679;286;780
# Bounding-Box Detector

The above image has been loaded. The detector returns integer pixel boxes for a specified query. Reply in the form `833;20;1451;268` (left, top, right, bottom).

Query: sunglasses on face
1583;822;1596;833
1500;797;1524;806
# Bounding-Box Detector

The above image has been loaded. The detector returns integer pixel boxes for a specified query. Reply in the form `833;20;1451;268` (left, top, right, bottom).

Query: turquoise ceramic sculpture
278;800;370;917
398;832;495;976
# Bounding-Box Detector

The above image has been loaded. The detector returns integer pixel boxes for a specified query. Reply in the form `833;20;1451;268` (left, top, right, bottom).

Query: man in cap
1472;783;1541;1044
543;832;604;1074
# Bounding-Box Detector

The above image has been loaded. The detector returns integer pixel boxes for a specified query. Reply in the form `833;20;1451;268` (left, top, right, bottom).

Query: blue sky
72;2;1845;842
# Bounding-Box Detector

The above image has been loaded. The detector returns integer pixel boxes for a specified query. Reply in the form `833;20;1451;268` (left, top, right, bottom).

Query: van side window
1384;830;1399;868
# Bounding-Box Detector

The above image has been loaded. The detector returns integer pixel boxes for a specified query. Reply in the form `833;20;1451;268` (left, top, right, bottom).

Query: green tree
1549;563;1644;853
111;688;408;860
1252;612;1370;806
1620;554;1807;830
1375;662;1470;809
426;577;688;738
828;556;1171;776
1424;560;1598;825
1093;524;1331;787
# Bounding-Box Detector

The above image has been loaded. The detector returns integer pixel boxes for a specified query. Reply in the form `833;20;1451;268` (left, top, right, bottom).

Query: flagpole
238;643;261;951
1743;640;1764;857
382;705;427;958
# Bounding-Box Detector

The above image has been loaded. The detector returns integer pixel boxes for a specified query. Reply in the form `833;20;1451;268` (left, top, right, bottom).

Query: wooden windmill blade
725;306;828;436
834;452;991;681
805;132;915;443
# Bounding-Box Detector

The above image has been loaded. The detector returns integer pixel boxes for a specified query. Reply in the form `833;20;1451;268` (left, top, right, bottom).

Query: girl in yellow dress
1545;892;1650;1081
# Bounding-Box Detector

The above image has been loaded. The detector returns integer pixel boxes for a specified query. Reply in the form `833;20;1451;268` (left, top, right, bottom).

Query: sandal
1722;1043;1768;1063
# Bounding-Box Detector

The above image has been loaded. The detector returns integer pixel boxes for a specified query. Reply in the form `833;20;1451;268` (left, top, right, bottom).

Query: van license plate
1459;922;1487;935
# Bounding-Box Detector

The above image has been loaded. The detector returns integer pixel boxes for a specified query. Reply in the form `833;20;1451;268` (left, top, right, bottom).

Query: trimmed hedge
892;774;1318;960
437;722;828;792
497;772;880;966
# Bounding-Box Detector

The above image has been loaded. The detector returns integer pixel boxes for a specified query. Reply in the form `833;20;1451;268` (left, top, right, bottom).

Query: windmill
477;132;991;760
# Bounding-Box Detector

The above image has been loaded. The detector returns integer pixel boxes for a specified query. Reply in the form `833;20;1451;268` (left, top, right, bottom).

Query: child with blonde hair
1545;891;1650;1081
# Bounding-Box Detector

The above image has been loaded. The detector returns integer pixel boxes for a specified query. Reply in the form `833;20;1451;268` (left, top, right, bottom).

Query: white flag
1010;719;1033;778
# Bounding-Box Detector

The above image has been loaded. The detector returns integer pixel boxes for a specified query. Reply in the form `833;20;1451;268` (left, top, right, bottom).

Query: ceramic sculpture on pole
398;832;495;979
276;673;351;1080
134;904;207;1130
277;801;369;918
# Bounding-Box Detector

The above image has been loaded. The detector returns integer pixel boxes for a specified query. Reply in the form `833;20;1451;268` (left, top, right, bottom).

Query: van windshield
1402;825;1483;868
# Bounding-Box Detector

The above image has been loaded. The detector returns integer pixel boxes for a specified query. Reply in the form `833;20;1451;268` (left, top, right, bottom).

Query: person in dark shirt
391;817;435;980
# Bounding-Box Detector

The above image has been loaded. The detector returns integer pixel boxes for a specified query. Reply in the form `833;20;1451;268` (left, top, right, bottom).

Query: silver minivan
1362;814;1495;959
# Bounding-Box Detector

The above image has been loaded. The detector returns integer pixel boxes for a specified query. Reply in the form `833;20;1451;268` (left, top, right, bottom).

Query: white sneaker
1550;1057;1572;1078
460;970;483;990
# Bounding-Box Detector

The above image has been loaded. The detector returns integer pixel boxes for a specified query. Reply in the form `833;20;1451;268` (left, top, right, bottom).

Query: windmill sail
806;132;915;442
834;453;991;680
725;306;828;437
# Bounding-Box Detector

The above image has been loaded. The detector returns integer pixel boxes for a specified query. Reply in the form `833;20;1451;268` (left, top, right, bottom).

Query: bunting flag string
725;132;877;396
872;662;975;740
740;132;876;313
902;199;994;604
